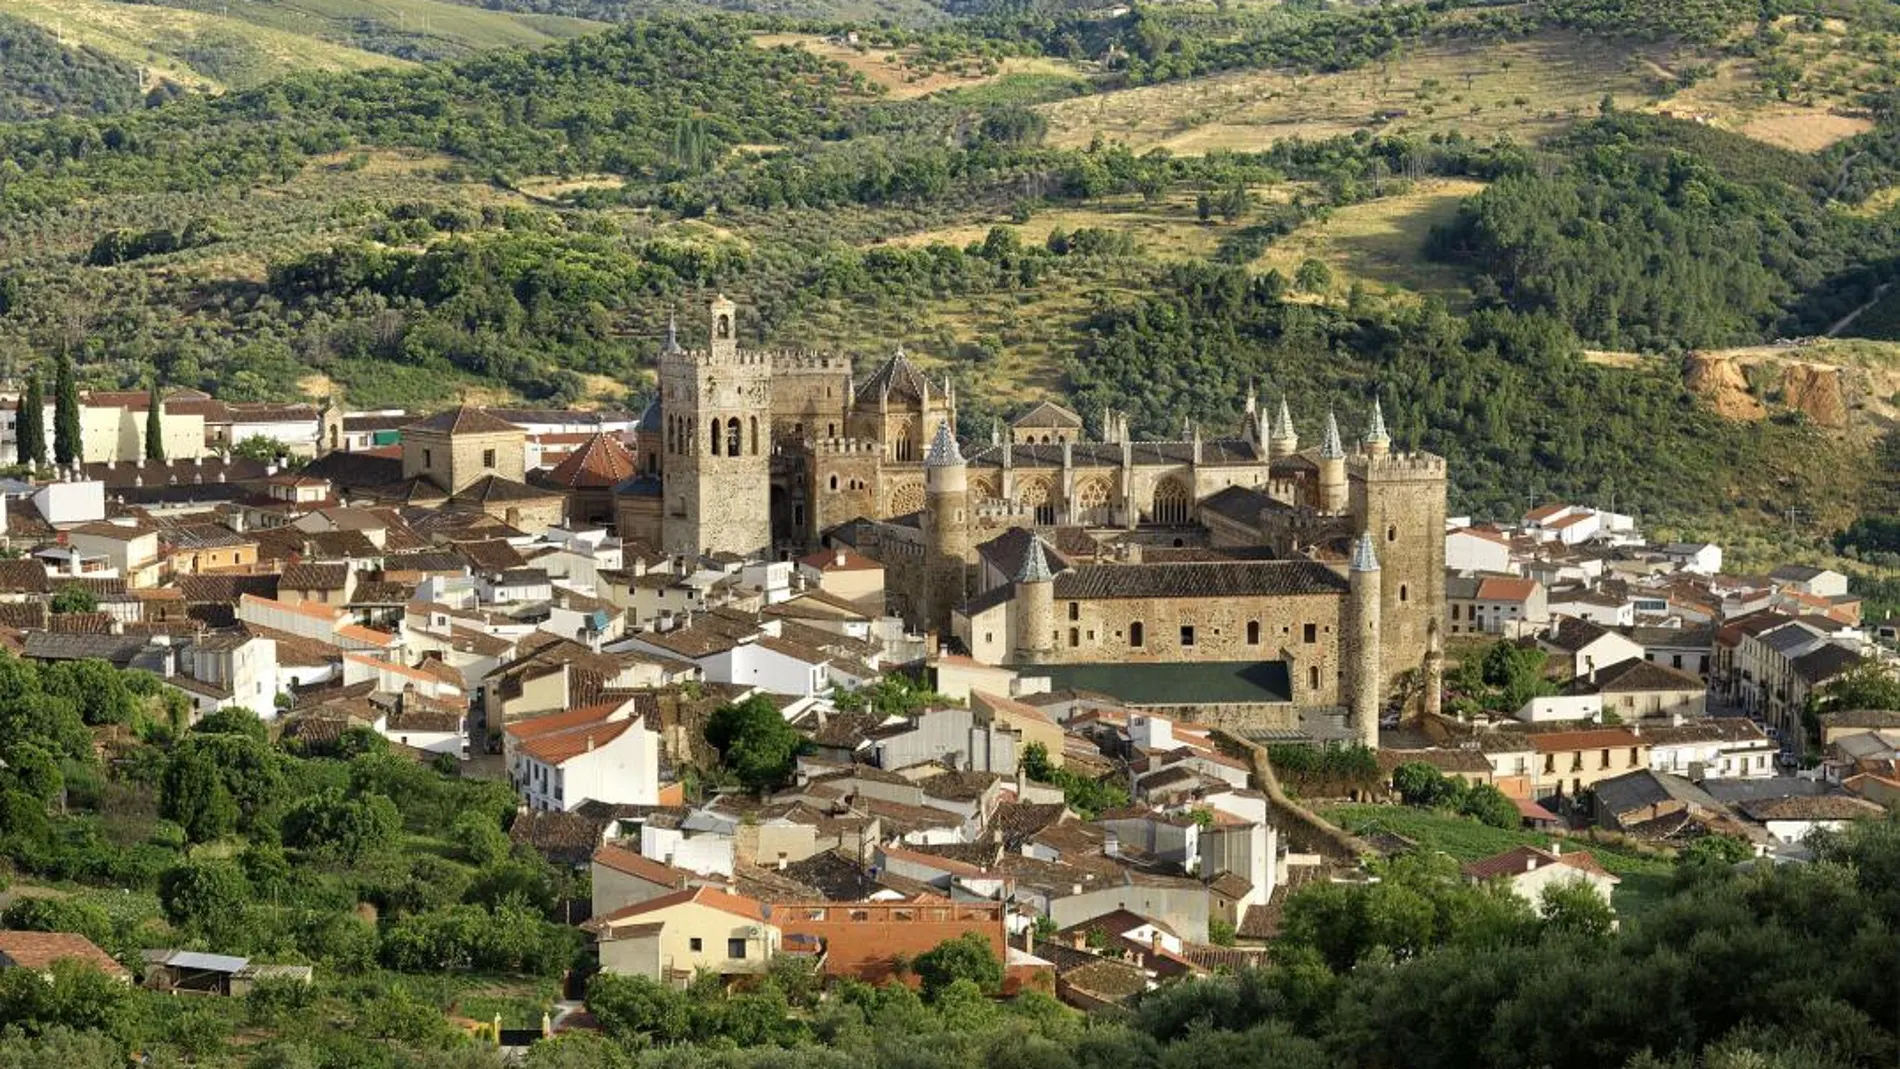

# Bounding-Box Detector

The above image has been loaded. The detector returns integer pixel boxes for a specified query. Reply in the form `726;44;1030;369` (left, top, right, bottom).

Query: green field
0;0;601;90
1320;803;1676;916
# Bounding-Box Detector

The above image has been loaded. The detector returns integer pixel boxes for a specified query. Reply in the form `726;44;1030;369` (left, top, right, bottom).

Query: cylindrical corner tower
923;421;969;637
1346;531;1383;749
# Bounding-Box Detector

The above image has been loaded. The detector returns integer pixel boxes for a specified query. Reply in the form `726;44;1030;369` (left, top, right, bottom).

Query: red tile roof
1460;846;1616;882
1476;576;1539;603
1530;728;1642;753
518;718;635;765
0;931;128;977
593;843;693;888
586;885;767;931
542;433;638;490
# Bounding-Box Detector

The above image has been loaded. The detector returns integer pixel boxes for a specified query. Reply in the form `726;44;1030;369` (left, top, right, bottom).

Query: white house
1660;543;1723;575
1446;527;1513;574
641;815;737;877
1740;795;1884;843
66;521;161;588
1769;564;1850;600
503;698;662;812
1644;718;1776;780
870;706;1020;774
1547;589;1635;627
481;569;554;605
340;651;463;702
1461;843;1618;913
169;632;280;719
1513;692;1603;724
29;481;105;527
1541;618;1645;680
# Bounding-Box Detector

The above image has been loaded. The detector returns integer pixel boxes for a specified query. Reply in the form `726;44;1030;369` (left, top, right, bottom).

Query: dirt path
1827;282;1893;337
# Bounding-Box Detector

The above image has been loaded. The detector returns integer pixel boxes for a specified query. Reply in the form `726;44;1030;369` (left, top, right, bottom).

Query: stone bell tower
660;296;772;559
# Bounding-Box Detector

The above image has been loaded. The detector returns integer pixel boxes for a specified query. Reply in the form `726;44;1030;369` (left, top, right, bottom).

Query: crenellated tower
1350;443;1448;698
660;296;773;559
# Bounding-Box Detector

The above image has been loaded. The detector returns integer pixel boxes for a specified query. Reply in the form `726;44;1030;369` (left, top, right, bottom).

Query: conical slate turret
1366;400;1390;444
1351;531;1380;572
1321;411;1345;459
925;420;964;468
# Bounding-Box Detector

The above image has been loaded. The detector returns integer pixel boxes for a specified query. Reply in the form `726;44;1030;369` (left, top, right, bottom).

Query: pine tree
16;370;44;467
52;352;79;466
144;379;165;462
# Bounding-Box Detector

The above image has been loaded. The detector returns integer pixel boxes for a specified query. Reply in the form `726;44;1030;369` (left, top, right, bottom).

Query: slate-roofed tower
923;420;970;640
1269;397;1298;461
1012;533;1056;665
1345;531;1383;749
1318;410;1348;514
660;296;772;559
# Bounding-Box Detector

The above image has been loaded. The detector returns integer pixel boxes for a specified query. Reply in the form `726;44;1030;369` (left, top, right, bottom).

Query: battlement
665;347;774;369
1353;451;1447;479
814;436;882;456
770;350;852;374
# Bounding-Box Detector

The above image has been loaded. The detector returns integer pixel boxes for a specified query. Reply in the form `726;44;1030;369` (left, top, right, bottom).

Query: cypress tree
52;352;79;466
144;379;165;461
16;371;44;467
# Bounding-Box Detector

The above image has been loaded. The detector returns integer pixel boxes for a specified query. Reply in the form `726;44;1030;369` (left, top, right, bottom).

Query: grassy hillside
1043;32;1679;155
0;12;142;119
0;0;601;91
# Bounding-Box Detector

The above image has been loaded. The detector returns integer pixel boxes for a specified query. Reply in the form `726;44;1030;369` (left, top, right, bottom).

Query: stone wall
1046;590;1346;704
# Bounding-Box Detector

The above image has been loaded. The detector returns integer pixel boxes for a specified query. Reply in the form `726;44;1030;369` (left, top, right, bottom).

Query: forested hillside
1;0;1899;544
0;14;142;121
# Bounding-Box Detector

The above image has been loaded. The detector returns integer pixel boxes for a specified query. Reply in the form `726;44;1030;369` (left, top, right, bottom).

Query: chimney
1021;922;1034;953
585;734;596;752
1149;930;1163;959
1548;841;1561;858
1525;853;1538;873
1070;930;1086;950
1104;831;1120;858
834;548;846;567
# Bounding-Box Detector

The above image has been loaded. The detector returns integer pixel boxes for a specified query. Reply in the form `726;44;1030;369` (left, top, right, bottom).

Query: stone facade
659;297;773;558
401;408;527;495
634;301;1450;738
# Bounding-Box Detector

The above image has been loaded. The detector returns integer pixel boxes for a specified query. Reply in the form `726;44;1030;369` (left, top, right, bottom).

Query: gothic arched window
1152;478;1190;525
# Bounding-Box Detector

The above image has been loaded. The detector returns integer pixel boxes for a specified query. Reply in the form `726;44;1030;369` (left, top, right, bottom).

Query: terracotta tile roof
1530;728;1642;753
540;433;638;490
1476;576;1539;602
1584;657;1705;693
797;548;882;573
450;475;561;506
280;562;350;592
1741;795;1886;822
592;842;693;888
1460;846;1616;882
404;406;523;436
586;885;767;932
514;712;638;765
0;560;49;594
0;931;127;977
508;809;609;867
